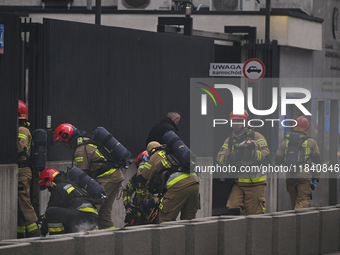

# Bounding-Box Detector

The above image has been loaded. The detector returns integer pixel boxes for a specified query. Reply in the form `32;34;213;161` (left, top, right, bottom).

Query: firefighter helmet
54;123;76;143
135;150;149;166
229;110;249;120
18;100;28;119
38;168;59;188
293;116;309;134
147;141;161;156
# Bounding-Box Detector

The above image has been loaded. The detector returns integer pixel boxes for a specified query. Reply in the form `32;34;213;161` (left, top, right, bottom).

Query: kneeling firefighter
54;124;127;229
123;150;154;226
38;168;98;236
137;131;200;223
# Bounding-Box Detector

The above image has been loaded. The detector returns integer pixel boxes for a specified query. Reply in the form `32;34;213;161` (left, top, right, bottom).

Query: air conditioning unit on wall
118;0;172;10
210;0;259;11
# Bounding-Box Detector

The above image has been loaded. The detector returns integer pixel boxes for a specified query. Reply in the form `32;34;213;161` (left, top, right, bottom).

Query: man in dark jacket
145;110;181;146
38;168;98;236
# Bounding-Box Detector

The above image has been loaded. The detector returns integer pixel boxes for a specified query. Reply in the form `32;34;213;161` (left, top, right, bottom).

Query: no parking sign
243;58;265;81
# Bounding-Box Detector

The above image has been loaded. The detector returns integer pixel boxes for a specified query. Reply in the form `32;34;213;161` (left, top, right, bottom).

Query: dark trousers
42;207;98;235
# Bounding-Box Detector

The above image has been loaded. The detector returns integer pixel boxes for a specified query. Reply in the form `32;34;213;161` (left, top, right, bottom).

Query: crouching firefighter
137;132;200;223
38;168;98;236
123;150;154;226
275;116;321;209
216;110;270;216
54;124;125;230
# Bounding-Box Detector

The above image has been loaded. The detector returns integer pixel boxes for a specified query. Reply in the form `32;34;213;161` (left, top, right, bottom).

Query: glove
125;203;135;214
147;198;155;208
227;148;245;164
236;146;246;161
311;178;318;190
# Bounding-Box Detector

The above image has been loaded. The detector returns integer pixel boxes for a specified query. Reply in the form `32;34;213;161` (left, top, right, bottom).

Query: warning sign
243;58;265;81
209;63;244;77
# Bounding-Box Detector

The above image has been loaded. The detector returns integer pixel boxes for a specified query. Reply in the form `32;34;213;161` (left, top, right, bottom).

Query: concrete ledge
296;211;319;255
271;213;296;255
74;232;115;255
0;242;32;255
152;225;185;255
114;228;152;255
246;215;272;255
218;217;246;255
318;208;340;255
186;221;218;255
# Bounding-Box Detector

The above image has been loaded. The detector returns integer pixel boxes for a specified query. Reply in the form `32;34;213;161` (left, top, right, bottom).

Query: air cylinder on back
68;166;107;203
162;131;196;169
92;126;131;167
32;129;47;172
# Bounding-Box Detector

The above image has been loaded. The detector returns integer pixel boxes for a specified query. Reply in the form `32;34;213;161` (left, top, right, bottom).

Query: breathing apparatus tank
32;129;47;172
68;166;107;204
92;126;131;168
162;131;196;170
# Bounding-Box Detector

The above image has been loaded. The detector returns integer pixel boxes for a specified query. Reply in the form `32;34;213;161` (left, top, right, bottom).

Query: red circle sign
243;58;265;81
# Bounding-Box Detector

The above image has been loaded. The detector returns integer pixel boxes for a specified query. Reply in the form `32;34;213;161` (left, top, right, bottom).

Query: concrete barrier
296;211;319;255
185;221;218;255
0;164;17;241
152;225;186;255
0;242;31;255
318;208;340;255
161;219;219;255
218;217;247;255
73;232;115;255
246;215;272;255
1;237;75;255
271;213;296;255
114;228;152;255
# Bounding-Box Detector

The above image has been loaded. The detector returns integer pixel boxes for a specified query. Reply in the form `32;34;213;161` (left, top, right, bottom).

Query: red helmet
293;116;309;134
54;123;76;143
39;168;59;188
135;150;149;166
18;100;28;119
229;110;249;120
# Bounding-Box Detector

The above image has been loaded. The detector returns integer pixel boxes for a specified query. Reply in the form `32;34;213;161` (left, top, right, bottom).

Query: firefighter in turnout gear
216;110;270;215
17;100;40;238
123;150;153;226
275;116;321;209
137;141;199;223
54;123;124;229
38;168;98;235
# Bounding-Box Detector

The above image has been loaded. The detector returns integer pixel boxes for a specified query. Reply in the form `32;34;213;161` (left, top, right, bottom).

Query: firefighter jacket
46;175;97;214
18;125;32;168
275;132;321;179
137;148;198;196
74;137;124;181
123;162;152;207
216;128;270;186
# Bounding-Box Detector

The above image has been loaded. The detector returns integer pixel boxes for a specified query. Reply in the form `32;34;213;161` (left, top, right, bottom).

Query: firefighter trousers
159;183;200;223
226;183;266;215
17;167;40;238
286;178;311;209
43;207;98;235
95;171;123;229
